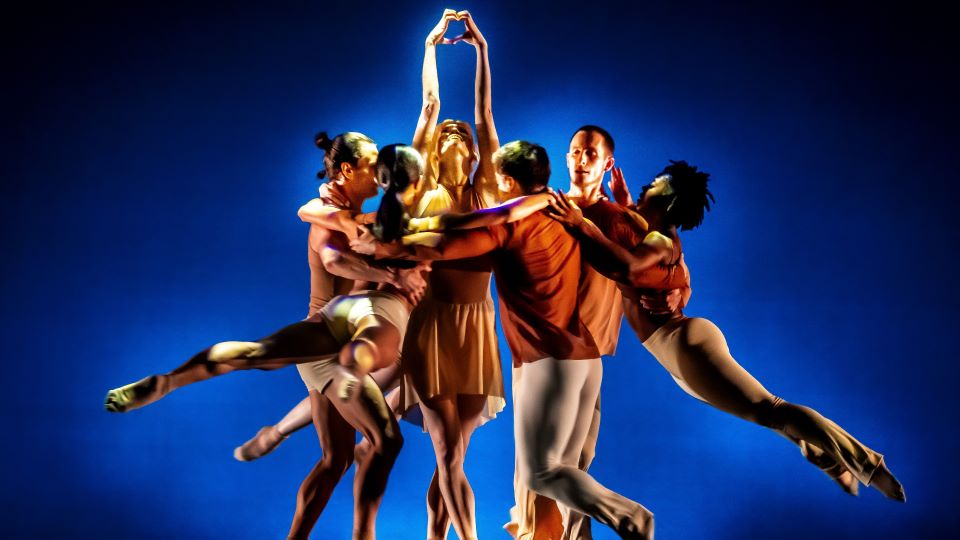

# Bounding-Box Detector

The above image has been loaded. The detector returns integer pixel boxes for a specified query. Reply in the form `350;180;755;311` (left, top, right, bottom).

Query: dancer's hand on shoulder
351;228;380;256
354;212;377;226
426;9;458;46
609;167;634;207
639;288;683;315
546;190;584;228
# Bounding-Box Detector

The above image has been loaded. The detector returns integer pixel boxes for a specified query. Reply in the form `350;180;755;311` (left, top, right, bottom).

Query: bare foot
869;459;906;502
233;426;287;462
104;375;169;412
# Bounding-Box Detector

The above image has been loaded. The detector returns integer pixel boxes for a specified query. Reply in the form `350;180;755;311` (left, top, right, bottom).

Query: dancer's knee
319;450;353;477
372;427;403;458
436;443;465;474
209;341;265;362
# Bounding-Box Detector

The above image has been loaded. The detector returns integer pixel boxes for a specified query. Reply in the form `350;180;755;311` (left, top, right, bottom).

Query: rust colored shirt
578;200;628;356
486;213;600;365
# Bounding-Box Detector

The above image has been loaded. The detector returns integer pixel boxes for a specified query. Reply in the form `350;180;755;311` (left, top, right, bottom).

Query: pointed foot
233;426;287;462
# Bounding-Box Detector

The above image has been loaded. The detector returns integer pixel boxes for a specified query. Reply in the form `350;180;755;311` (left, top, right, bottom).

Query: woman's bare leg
105;320;341;412
659;318;904;501
287;390;356;540
318;320;405;540
237;363;403;463
323;369;403;540
234;396;313;462
422;394;487;540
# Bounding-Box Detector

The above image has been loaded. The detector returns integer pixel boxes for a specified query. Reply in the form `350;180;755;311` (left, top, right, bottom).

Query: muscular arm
320;247;398;286
412;43;441;159
370;228;500;262
299;199;360;237
408;193;552;232
411;11;457;202
311;228;397;286
463;12;500;207
572;218;669;288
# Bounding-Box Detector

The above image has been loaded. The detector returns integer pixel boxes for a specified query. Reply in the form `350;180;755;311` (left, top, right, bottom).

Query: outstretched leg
105;319;341;412
236;362;403;462
287;390;356;539
649;317;904;501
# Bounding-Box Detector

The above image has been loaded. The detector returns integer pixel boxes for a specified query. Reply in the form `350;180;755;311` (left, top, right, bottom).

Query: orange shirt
578;200;628;356
487;213;600;365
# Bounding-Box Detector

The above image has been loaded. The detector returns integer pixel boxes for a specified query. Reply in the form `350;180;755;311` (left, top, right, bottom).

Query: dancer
234;132;400;463
401;9;505;540
545;161;906;502
354;141;680;539
105;144;431;539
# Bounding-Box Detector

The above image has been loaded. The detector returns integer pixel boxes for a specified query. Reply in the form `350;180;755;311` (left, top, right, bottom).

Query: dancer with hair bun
105;144;433;539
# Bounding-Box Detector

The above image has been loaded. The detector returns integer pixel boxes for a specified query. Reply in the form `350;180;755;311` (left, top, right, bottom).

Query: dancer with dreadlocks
547;161;906;502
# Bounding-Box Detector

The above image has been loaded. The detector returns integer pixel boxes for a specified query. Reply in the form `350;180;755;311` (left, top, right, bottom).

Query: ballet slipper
798;440;858;496
233;426;288;462
822;464;860;496
867;458;906;502
104;375;170;413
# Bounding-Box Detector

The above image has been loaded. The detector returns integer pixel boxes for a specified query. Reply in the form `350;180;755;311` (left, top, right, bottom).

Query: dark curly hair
657;160;715;231
374;144;423;242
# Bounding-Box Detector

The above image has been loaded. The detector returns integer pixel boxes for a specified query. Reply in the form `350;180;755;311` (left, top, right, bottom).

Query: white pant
514;357;647;535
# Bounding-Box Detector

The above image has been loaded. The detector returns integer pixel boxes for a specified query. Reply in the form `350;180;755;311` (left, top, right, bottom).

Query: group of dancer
104;9;905;540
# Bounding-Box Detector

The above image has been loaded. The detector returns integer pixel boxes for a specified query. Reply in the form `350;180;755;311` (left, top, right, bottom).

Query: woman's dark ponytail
375;144;423;242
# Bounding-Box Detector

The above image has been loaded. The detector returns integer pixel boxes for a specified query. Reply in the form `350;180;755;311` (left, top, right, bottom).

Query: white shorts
297;291;410;393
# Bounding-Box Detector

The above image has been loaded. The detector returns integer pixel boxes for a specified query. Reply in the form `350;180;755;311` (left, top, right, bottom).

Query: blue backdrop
2;0;957;538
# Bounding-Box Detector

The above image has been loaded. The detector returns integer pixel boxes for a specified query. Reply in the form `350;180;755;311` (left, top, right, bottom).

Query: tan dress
398;186;506;425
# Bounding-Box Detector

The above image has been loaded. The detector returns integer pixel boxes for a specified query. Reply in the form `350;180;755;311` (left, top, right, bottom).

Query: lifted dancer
233;132;408;460
105;144;430;539
546;161;906;503
234;131;405;463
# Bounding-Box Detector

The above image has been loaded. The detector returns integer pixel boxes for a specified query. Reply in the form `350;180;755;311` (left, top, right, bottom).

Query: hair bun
314;131;332;151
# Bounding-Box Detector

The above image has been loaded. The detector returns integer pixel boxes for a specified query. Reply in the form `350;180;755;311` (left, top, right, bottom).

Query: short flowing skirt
399;292;506;427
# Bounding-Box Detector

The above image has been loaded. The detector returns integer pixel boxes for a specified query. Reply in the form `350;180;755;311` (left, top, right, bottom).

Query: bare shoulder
642;230;675;255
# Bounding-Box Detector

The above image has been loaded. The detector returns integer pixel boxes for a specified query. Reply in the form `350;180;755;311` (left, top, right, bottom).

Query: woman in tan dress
402;10;505;540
